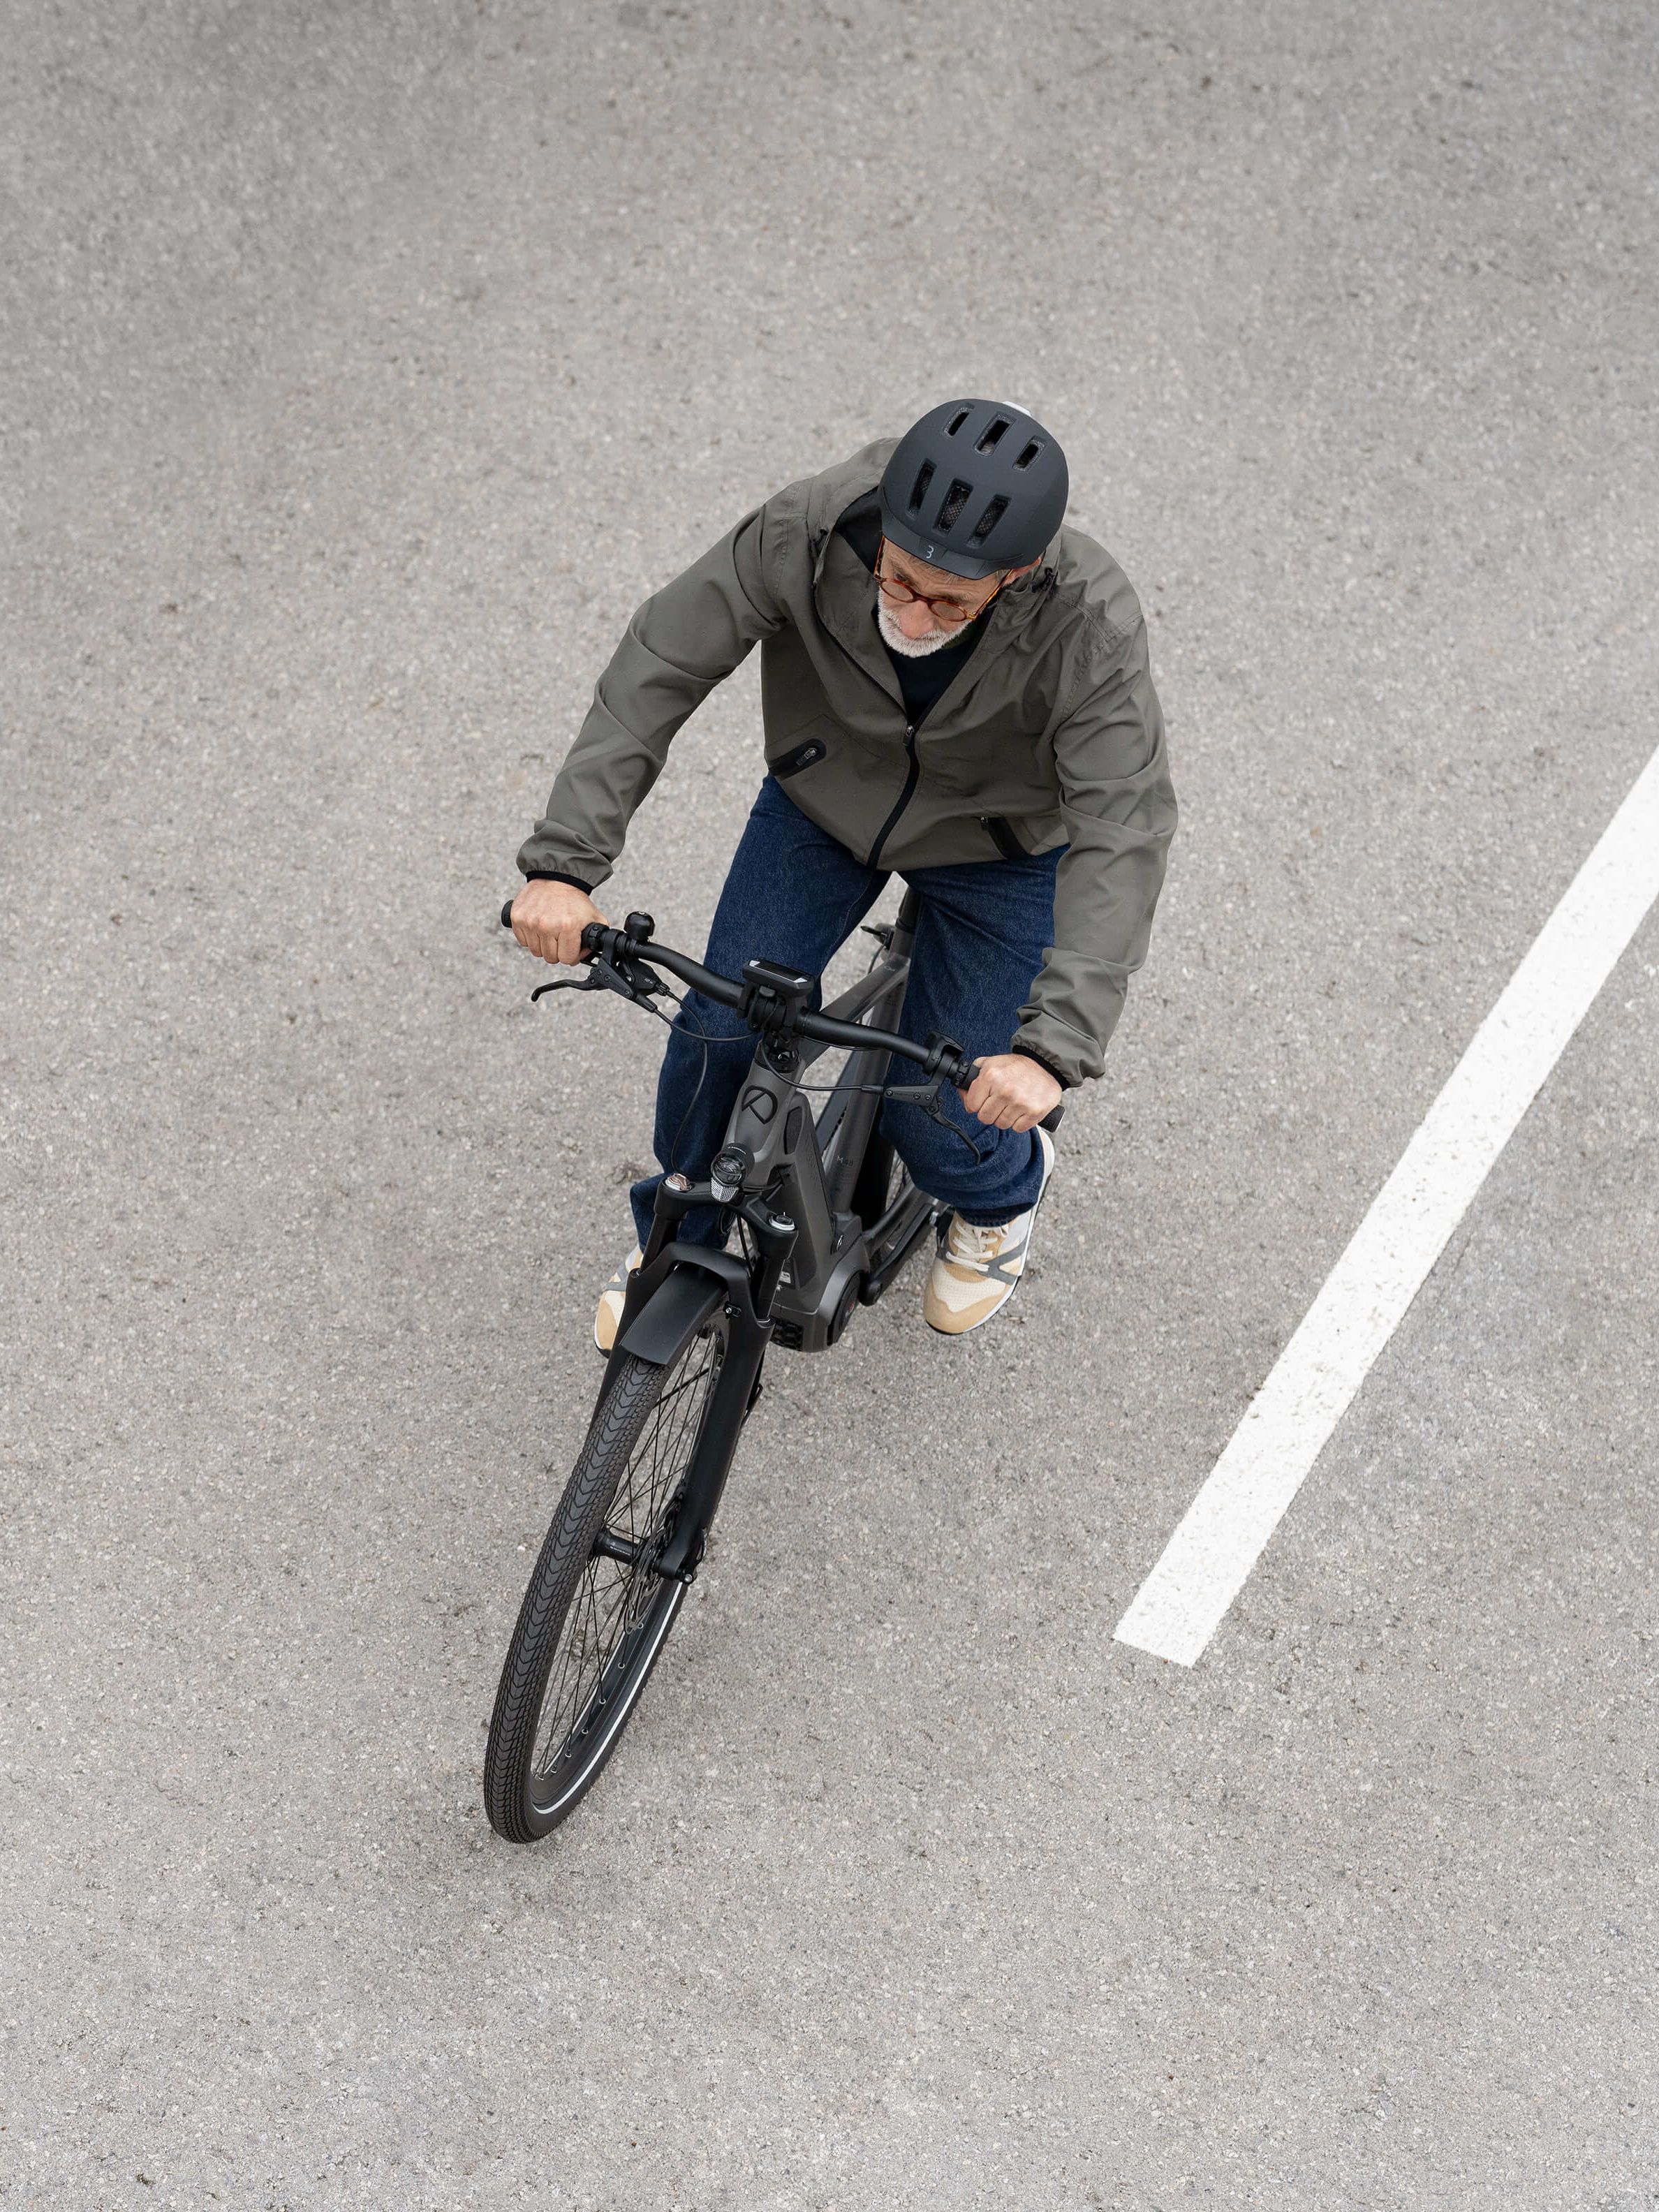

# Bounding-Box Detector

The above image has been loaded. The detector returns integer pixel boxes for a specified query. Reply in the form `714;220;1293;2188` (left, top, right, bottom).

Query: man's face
875;542;1016;657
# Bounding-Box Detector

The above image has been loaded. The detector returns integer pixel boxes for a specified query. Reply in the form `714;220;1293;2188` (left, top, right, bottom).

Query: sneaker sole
924;1126;1056;1338
593;1248;644;1354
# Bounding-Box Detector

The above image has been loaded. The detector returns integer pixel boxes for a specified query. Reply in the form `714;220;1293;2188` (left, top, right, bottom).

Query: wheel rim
527;1329;723;1811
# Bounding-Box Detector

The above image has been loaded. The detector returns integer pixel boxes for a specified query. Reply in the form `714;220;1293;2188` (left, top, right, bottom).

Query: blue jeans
631;776;1063;1247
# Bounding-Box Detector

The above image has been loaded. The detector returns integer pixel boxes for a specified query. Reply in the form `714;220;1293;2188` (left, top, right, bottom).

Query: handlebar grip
958;1056;1066;1135
501;899;605;962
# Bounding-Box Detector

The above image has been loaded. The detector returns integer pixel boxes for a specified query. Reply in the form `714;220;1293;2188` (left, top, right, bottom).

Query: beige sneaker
594;1245;644;1352
922;1128;1055;1336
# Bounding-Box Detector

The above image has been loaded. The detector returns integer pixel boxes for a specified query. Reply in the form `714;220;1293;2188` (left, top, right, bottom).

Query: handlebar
499;899;751;1015
500;899;1064;1128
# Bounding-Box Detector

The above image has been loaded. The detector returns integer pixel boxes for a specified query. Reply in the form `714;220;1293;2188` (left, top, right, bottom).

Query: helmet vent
1013;438;1043;471
907;460;936;513
935;478;974;532
945;406;973;437
968;494;1008;545
975;416;1010;455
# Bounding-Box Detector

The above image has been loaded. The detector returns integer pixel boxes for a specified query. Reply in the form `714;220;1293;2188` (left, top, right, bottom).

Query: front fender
616;1264;726;1366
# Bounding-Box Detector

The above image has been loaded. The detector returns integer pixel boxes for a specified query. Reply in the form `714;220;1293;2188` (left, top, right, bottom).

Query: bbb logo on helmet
877;397;1070;578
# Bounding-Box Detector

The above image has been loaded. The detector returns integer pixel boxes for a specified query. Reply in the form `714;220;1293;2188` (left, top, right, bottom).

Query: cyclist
508;399;1177;1343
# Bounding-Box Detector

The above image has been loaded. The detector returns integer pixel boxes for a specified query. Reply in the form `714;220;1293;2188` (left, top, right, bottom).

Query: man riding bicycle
508;399;1177;1343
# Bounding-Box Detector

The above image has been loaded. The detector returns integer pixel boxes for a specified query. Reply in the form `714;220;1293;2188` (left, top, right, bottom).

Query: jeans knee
880;1099;987;1192
676;992;751;1049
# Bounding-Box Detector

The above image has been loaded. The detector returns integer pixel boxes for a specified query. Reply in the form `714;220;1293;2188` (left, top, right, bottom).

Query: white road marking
1115;741;1659;1667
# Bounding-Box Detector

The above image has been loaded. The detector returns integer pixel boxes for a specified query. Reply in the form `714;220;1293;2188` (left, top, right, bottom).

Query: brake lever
529;951;670;1008
529;971;608;1001
883;1069;1066;1134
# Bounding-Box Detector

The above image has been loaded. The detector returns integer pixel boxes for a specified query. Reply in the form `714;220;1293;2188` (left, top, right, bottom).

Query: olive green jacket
517;439;1176;1086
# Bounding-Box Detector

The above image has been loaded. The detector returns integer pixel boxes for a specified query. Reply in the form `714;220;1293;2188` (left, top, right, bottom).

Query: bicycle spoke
610;1338;714;1554
529;1331;723;1787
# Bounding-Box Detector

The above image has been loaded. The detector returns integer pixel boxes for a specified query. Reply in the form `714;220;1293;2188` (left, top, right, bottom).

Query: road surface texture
4;3;1656;2206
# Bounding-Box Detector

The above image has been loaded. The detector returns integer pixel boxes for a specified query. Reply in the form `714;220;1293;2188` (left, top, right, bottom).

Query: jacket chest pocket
923;714;1047;797
771;733;830;779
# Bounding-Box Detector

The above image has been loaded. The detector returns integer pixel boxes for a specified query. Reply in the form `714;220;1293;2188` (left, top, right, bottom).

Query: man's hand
509;879;607;966
960;1052;1063;1133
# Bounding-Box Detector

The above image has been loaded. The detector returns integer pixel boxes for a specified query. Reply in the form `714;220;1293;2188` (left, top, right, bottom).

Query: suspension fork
610;1181;795;1584
641;1237;777;1584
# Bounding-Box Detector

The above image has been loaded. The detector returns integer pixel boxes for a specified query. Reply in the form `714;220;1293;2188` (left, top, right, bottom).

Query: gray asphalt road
4;3;1656;2206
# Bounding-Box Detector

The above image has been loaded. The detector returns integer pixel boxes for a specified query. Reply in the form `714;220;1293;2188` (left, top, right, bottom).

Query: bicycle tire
483;1320;729;1842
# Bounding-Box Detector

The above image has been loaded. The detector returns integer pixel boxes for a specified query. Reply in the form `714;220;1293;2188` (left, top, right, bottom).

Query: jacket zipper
867;723;919;871
812;614;914;873
809;577;957;873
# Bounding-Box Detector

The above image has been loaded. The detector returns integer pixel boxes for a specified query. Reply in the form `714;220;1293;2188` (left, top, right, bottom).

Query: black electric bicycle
483;891;1061;1842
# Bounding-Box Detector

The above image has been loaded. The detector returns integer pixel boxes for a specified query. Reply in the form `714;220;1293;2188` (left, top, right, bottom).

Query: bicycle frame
577;885;942;1581
769;883;944;1347
594;884;943;1336
679;883;938;1352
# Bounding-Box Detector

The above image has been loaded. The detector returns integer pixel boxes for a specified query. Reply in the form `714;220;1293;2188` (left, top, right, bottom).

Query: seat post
890;883;923;957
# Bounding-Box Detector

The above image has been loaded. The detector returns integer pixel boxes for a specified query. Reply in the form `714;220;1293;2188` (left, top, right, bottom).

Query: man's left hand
959;1053;1063;1133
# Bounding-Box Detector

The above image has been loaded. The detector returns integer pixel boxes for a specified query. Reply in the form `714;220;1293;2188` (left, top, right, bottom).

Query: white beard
876;594;958;657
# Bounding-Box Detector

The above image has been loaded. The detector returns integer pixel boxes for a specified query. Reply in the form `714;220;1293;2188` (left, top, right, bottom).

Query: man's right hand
508;879;607;966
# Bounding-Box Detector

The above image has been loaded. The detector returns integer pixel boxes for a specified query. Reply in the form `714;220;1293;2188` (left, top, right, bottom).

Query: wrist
1010;1039;1072;1091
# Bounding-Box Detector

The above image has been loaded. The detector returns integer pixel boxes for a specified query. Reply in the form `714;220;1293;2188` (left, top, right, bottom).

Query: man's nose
897;600;936;635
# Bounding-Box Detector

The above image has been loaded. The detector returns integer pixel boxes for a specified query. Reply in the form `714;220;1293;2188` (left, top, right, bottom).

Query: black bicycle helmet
878;399;1068;580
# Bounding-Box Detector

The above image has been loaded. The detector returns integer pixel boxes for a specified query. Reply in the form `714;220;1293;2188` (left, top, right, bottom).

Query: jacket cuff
516;825;614;889
1010;1038;1075;1090
522;868;594;895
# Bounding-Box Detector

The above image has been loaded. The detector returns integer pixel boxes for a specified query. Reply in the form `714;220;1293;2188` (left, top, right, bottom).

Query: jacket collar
813;513;902;705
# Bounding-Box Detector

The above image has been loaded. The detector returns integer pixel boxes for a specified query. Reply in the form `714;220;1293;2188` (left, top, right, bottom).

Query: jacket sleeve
1013;612;1177;1086
517;502;788;887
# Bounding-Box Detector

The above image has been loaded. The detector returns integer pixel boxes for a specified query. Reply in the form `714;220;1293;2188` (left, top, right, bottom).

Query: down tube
820;961;910;1216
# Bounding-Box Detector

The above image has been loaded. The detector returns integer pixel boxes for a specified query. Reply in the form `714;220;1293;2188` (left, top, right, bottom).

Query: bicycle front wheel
483;1320;728;1841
